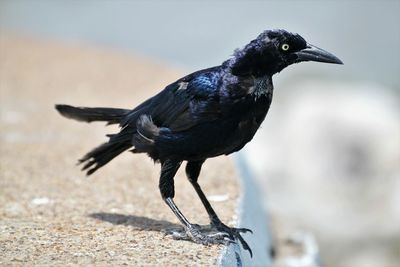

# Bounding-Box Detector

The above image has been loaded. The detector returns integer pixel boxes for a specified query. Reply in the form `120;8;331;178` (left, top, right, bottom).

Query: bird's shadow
88;212;182;232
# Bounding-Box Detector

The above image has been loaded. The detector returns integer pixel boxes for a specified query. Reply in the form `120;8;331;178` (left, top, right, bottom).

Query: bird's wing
151;66;223;132
123;66;223;132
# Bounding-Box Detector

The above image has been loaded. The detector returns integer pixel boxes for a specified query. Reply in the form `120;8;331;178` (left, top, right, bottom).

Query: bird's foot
211;220;253;257
164;224;235;246
164;222;253;257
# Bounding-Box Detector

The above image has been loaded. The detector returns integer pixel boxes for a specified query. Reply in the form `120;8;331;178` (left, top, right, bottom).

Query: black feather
55;104;129;124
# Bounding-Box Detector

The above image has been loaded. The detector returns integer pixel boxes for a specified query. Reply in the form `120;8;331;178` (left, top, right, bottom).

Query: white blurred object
208;194;229;202
285;231;321;267
30;197;52;206
244;80;400;265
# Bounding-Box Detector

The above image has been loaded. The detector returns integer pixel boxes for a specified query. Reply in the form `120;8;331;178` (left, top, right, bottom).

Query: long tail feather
55;104;130;124
79;141;131;175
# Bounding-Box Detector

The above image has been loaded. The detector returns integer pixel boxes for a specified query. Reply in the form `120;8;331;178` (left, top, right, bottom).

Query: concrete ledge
218;154;273;267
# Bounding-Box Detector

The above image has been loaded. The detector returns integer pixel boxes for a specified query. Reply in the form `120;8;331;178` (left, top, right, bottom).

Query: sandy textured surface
0;35;240;266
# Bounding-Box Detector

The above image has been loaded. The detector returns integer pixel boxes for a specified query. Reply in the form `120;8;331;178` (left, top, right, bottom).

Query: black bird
55;29;342;256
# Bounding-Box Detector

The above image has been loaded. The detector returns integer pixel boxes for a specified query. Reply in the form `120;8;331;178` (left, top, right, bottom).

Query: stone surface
0;35;240;266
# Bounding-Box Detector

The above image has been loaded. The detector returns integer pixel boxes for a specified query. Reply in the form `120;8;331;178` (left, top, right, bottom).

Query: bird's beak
295;44;343;64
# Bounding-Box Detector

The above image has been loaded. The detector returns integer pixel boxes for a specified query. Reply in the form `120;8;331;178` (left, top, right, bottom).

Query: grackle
55;29;342;256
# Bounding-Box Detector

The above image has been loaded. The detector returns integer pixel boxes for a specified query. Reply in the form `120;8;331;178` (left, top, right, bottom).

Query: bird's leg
159;159;230;245
185;161;253;256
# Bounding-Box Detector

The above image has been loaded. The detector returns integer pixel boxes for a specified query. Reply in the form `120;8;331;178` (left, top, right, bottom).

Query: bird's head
228;29;343;77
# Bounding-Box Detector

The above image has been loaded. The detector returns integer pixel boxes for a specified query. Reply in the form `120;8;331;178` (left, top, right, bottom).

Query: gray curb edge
217;153;273;267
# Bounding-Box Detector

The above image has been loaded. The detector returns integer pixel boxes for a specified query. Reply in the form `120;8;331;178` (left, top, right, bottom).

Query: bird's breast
219;91;273;155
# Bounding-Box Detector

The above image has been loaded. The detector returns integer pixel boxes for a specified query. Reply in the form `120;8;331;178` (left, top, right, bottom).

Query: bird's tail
79;137;132;175
55;104;133;175
55;104;130;125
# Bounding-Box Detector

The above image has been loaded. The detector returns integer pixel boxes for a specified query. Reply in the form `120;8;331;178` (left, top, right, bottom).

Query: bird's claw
212;222;253;257
166;224;235;246
164;223;253;257
235;227;253;234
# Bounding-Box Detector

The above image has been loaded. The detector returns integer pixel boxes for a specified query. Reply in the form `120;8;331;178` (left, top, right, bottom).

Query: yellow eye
281;43;290;51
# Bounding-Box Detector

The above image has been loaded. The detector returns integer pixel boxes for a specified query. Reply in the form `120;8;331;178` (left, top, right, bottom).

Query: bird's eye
281;43;290;51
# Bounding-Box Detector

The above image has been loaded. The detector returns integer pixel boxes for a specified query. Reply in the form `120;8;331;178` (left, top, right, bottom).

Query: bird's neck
222;70;273;100
223;44;282;77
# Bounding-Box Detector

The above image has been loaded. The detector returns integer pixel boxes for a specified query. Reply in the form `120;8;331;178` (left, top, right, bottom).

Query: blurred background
1;1;399;266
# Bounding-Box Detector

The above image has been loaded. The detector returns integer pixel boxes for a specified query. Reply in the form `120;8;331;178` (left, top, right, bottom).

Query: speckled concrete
0;35;240;266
